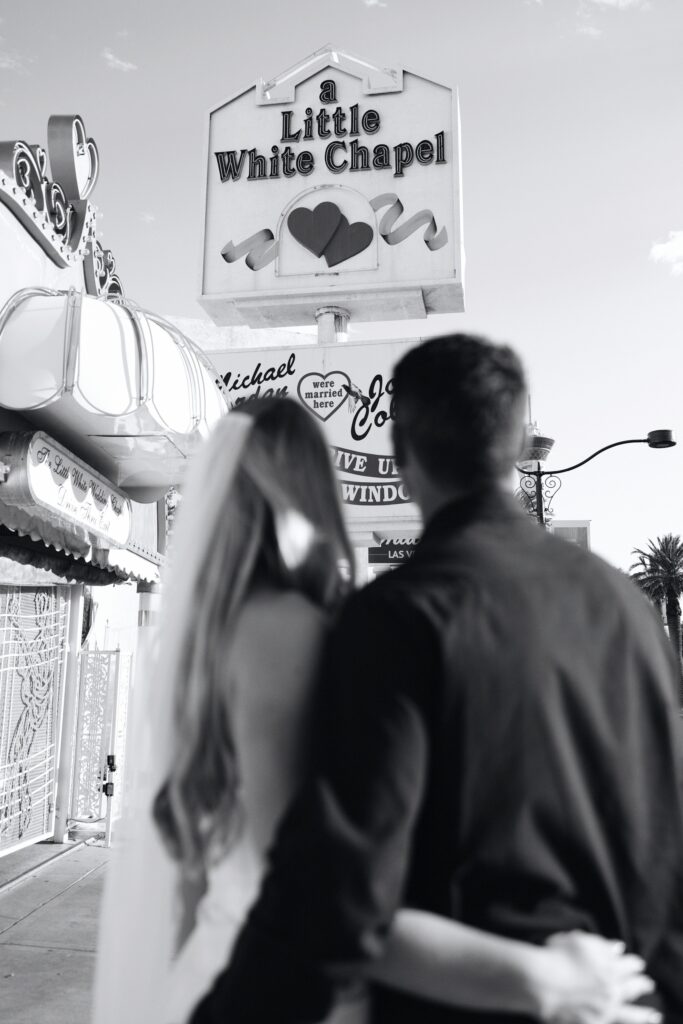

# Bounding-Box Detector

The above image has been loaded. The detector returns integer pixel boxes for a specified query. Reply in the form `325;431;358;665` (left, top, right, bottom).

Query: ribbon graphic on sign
222;193;447;271
371;193;448;251
221;229;279;271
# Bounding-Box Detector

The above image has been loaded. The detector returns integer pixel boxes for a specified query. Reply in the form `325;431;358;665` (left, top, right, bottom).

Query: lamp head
647;430;676;449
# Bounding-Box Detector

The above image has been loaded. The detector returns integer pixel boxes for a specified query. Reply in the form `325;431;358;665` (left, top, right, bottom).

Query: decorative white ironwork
70;649;131;826
112;652;132;823
70;651;116;822
0;586;69;854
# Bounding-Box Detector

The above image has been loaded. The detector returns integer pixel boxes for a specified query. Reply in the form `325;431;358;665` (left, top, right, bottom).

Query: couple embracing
93;335;683;1024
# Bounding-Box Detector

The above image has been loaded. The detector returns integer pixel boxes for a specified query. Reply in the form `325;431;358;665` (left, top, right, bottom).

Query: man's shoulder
336;570;436;645
390;512;651;623
518;528;669;647
341;572;408;619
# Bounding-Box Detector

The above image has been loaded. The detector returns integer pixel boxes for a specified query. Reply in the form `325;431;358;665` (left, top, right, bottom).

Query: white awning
0;497;91;558
0;289;227;501
0;499;160;585
92;547;160;585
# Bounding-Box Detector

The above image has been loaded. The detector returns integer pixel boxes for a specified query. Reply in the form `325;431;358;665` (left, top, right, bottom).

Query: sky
1;0;682;569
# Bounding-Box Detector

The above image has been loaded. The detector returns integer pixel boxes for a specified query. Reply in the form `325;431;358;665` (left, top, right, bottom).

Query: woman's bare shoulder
232;588;330;684
240;587;329;633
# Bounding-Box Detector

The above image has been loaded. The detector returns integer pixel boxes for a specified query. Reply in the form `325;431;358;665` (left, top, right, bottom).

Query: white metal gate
70;649;132;833
0;586;70;857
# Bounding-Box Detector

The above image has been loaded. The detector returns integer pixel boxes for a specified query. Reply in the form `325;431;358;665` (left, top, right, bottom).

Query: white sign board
200;48;464;328
211;340;420;524
0;431;132;548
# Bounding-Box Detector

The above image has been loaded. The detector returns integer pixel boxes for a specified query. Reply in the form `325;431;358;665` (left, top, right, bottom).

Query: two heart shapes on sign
287;202;373;268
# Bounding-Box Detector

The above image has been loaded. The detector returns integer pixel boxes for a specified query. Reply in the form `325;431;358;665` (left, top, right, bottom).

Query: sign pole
315;306;350;346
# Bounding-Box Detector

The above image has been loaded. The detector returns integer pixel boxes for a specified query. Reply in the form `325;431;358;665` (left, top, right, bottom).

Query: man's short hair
392;334;527;491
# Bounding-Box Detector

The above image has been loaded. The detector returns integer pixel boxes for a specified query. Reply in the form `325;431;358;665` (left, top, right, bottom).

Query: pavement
0;841;110;1024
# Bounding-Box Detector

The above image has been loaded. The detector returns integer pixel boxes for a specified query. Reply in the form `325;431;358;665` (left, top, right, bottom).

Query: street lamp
516;429;676;527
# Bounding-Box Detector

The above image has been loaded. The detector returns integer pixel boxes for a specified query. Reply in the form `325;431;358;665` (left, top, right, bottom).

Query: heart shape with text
287;202;373;267
298;371;352;422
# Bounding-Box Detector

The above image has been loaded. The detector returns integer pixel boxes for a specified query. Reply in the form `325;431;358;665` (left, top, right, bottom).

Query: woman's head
153;397;352;876
235;396;354;602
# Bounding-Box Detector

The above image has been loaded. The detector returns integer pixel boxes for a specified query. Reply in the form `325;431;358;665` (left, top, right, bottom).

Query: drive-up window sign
200;48;464;329
211;340;419;515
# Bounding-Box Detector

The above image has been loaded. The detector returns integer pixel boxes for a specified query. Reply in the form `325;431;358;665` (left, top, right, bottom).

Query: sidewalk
0;842;110;1024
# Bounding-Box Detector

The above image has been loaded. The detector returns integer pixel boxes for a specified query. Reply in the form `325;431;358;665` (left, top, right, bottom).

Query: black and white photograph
0;2;681;1022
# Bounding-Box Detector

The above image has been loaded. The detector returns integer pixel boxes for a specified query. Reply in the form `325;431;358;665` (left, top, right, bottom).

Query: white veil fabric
92;412;254;1024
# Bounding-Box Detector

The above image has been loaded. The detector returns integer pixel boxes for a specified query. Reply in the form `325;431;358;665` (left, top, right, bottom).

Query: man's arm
646;630;683;1024
647;709;683;1023
189;585;436;1023
648;873;683;1024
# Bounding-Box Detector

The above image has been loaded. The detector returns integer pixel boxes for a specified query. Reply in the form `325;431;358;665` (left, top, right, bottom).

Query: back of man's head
392;334;527;492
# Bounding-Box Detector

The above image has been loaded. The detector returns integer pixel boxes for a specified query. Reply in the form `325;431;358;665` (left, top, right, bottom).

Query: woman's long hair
152;397;354;877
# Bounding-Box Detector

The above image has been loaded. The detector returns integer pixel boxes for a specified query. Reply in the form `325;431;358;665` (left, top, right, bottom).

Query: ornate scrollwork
47;114;99;203
0;115;123;293
13;143;49;207
45;179;74;241
70;651;114;822
0;589;67;844
84;238;124;298
11;142;76;246
515;472;562;524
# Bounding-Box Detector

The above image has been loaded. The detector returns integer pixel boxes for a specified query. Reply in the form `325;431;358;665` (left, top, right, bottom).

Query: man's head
392;334;527;513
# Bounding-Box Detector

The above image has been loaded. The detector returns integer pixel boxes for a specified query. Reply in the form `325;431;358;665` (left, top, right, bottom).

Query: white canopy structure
0;289;226;501
0;114;227;506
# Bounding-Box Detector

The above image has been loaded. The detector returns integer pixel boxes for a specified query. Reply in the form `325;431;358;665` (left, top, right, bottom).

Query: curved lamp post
516;430;676;527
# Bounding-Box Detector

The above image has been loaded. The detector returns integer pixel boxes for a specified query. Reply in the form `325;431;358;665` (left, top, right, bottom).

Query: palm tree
630;535;683;695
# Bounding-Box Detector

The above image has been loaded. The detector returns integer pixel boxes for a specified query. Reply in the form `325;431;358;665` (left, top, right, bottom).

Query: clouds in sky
363;0;388;7
577;20;603;36
650;232;683;276
0;49;27;71
101;48;137;72
0;22;31;72
525;0;651;37
576;0;651;39
584;0;651;8
140;212;156;224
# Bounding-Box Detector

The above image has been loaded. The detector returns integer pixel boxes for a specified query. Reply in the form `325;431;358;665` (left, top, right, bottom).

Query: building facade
0;115;226;856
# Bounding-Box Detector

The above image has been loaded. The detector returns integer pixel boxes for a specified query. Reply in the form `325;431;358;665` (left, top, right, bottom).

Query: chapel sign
211;339;418;514
200;48;464;328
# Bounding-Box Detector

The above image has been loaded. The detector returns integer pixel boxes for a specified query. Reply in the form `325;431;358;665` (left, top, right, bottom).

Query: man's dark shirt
191;489;683;1023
